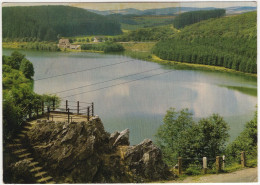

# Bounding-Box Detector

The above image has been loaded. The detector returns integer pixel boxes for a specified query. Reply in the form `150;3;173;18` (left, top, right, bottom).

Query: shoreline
3;42;257;79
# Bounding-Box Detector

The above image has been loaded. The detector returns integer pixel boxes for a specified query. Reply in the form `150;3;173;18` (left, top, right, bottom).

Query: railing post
87;106;90;121
36;106;39;118
52;115;53;122
77;101;79;114
216;156;221;173
42;101;44;115
66;100;68;111
178;157;182;175
29;104;32;119
91;102;94;116
67;108;70;123
203;157;207;174
47;107;50;120
71;117;72;123
241;151;246;167
222;155;225;170
52;98;55;111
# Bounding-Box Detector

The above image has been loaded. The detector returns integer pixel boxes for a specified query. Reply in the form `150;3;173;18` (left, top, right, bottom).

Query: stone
25;118;172;183
109;131;120;147
124;139;173;181
113;129;130;147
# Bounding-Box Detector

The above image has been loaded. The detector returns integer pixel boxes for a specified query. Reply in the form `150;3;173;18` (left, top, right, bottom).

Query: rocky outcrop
124;139;172;181
26;116;174;183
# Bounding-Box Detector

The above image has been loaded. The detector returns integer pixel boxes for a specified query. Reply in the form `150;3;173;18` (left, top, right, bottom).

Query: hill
173;9;226;29
116;25;178;41
2;6;122;41
153;11;257;74
86;6;256;16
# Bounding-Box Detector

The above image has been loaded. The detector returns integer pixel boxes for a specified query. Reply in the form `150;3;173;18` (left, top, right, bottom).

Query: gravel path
179;167;257;183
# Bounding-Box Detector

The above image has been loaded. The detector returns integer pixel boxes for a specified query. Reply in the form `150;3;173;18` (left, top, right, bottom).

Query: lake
3;49;257;145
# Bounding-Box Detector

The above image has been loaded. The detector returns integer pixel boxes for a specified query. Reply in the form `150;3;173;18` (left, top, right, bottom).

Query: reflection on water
3;49;257;144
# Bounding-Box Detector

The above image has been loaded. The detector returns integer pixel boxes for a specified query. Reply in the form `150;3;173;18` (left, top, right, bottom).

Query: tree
20;58;34;79
155;108;194;165
156;108;230;166
226;110;257;159
9;51;25;69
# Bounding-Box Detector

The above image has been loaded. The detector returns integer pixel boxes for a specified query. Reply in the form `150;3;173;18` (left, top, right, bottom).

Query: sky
2;1;257;10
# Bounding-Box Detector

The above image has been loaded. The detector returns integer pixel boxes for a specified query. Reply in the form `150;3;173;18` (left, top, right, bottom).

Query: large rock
112;129;130;147
26;117;173;183
124;139;173;181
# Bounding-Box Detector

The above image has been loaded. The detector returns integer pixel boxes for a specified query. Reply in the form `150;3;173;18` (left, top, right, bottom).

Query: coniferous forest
153;11;257;74
2;6;122;41
173;9;226;29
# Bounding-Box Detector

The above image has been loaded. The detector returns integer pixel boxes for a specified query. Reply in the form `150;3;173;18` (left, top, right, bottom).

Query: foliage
155;108;229;166
3;51;25;69
3;6;122;41
20;42;60;51
153;12;257;74
173;9;226;29
2;51;60;142
81;42;125;53
19;58;35;79
116;25;178;41
225;110;257;162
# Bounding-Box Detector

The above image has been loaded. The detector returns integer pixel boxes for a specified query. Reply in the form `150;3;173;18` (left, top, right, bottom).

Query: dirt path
178;167;257;183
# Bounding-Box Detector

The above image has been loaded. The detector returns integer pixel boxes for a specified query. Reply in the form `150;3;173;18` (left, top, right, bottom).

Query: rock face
26;116;173;183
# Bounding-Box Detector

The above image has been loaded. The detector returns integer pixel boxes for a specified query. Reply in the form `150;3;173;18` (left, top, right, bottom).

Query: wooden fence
177;151;247;175
25;99;94;123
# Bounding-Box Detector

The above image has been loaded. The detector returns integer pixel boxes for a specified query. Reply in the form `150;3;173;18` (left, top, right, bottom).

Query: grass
3;42;28;49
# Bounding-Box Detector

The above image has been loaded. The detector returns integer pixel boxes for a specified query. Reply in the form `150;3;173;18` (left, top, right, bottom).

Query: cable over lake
3;49;257;145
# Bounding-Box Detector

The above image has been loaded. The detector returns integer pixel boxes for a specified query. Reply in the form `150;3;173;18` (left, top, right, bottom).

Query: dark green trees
155;108;229;166
173;9;226;29
153;11;257;74
3;6;122;41
20;58;35;79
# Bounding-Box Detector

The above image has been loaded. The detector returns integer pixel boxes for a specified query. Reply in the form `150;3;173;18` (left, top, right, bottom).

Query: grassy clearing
3;42;28;49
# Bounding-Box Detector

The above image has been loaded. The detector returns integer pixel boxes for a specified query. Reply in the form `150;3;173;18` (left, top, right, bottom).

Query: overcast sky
2;1;257;10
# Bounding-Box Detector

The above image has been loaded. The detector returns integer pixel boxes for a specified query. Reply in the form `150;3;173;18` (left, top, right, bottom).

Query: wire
53;67;163;94
33;59;135;82
62;70;173;99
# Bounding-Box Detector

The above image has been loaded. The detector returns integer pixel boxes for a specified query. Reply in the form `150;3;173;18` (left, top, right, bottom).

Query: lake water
3;49;257;145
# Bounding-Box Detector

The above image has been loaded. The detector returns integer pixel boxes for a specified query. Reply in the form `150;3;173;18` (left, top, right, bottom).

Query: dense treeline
3;51;59;142
156;107;257;171
173;9;226;29
3;6;122;41
116;25;178;41
81;42;125;52
156;108;230;166
153;11;257;74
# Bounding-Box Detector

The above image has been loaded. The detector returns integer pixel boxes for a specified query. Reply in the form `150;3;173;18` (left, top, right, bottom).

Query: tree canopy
153;11;257;74
155;108;229;166
173;9;226;29
3;6;122;41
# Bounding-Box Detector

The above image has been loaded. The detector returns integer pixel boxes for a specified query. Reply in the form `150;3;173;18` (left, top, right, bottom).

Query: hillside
153;11;257;74
2;6;122;41
173;9;226;29
117;25;178;41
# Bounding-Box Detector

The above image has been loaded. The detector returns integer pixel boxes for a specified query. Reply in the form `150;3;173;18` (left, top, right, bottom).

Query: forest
2;6;122;41
173;9;226;29
153;11;257;74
